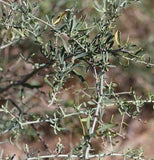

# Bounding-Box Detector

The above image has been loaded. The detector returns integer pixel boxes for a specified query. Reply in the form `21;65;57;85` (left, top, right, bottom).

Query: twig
30;14;87;51
0;62;53;94
20;112;84;126
85;67;104;159
119;112;126;134
0;99;52;153
26;152;144;160
0;0;11;6
0;45;89;94
110;48;154;67
0;39;19;50
121;55;154;67
110;48;132;54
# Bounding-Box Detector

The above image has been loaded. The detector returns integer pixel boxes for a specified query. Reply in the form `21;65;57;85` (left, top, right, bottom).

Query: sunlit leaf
114;30;121;46
53;11;67;25
96;123;116;133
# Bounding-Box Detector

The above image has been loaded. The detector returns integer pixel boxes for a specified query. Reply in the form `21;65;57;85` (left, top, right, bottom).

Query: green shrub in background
0;0;153;159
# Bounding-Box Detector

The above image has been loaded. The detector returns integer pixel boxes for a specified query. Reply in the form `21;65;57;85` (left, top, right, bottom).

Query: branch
26;152;144;160
121;55;154;67
110;48;154;67
0;0;11;6
85;67;104;159
0;62;53;94
0;39;19;50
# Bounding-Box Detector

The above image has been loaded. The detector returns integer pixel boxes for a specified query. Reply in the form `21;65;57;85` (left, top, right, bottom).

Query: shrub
0;0;153;159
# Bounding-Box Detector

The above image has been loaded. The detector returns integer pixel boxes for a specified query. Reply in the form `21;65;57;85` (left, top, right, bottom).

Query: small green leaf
72;52;88;60
87;101;95;105
86;115;91;130
134;48;143;55
44;77;53;88
105;34;114;44
96;123;116;133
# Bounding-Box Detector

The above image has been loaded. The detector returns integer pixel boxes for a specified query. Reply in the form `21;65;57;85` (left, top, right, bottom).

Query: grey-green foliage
0;0;153;159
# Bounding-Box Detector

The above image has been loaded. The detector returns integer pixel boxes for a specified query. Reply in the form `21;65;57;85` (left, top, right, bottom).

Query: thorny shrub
0;0;154;159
